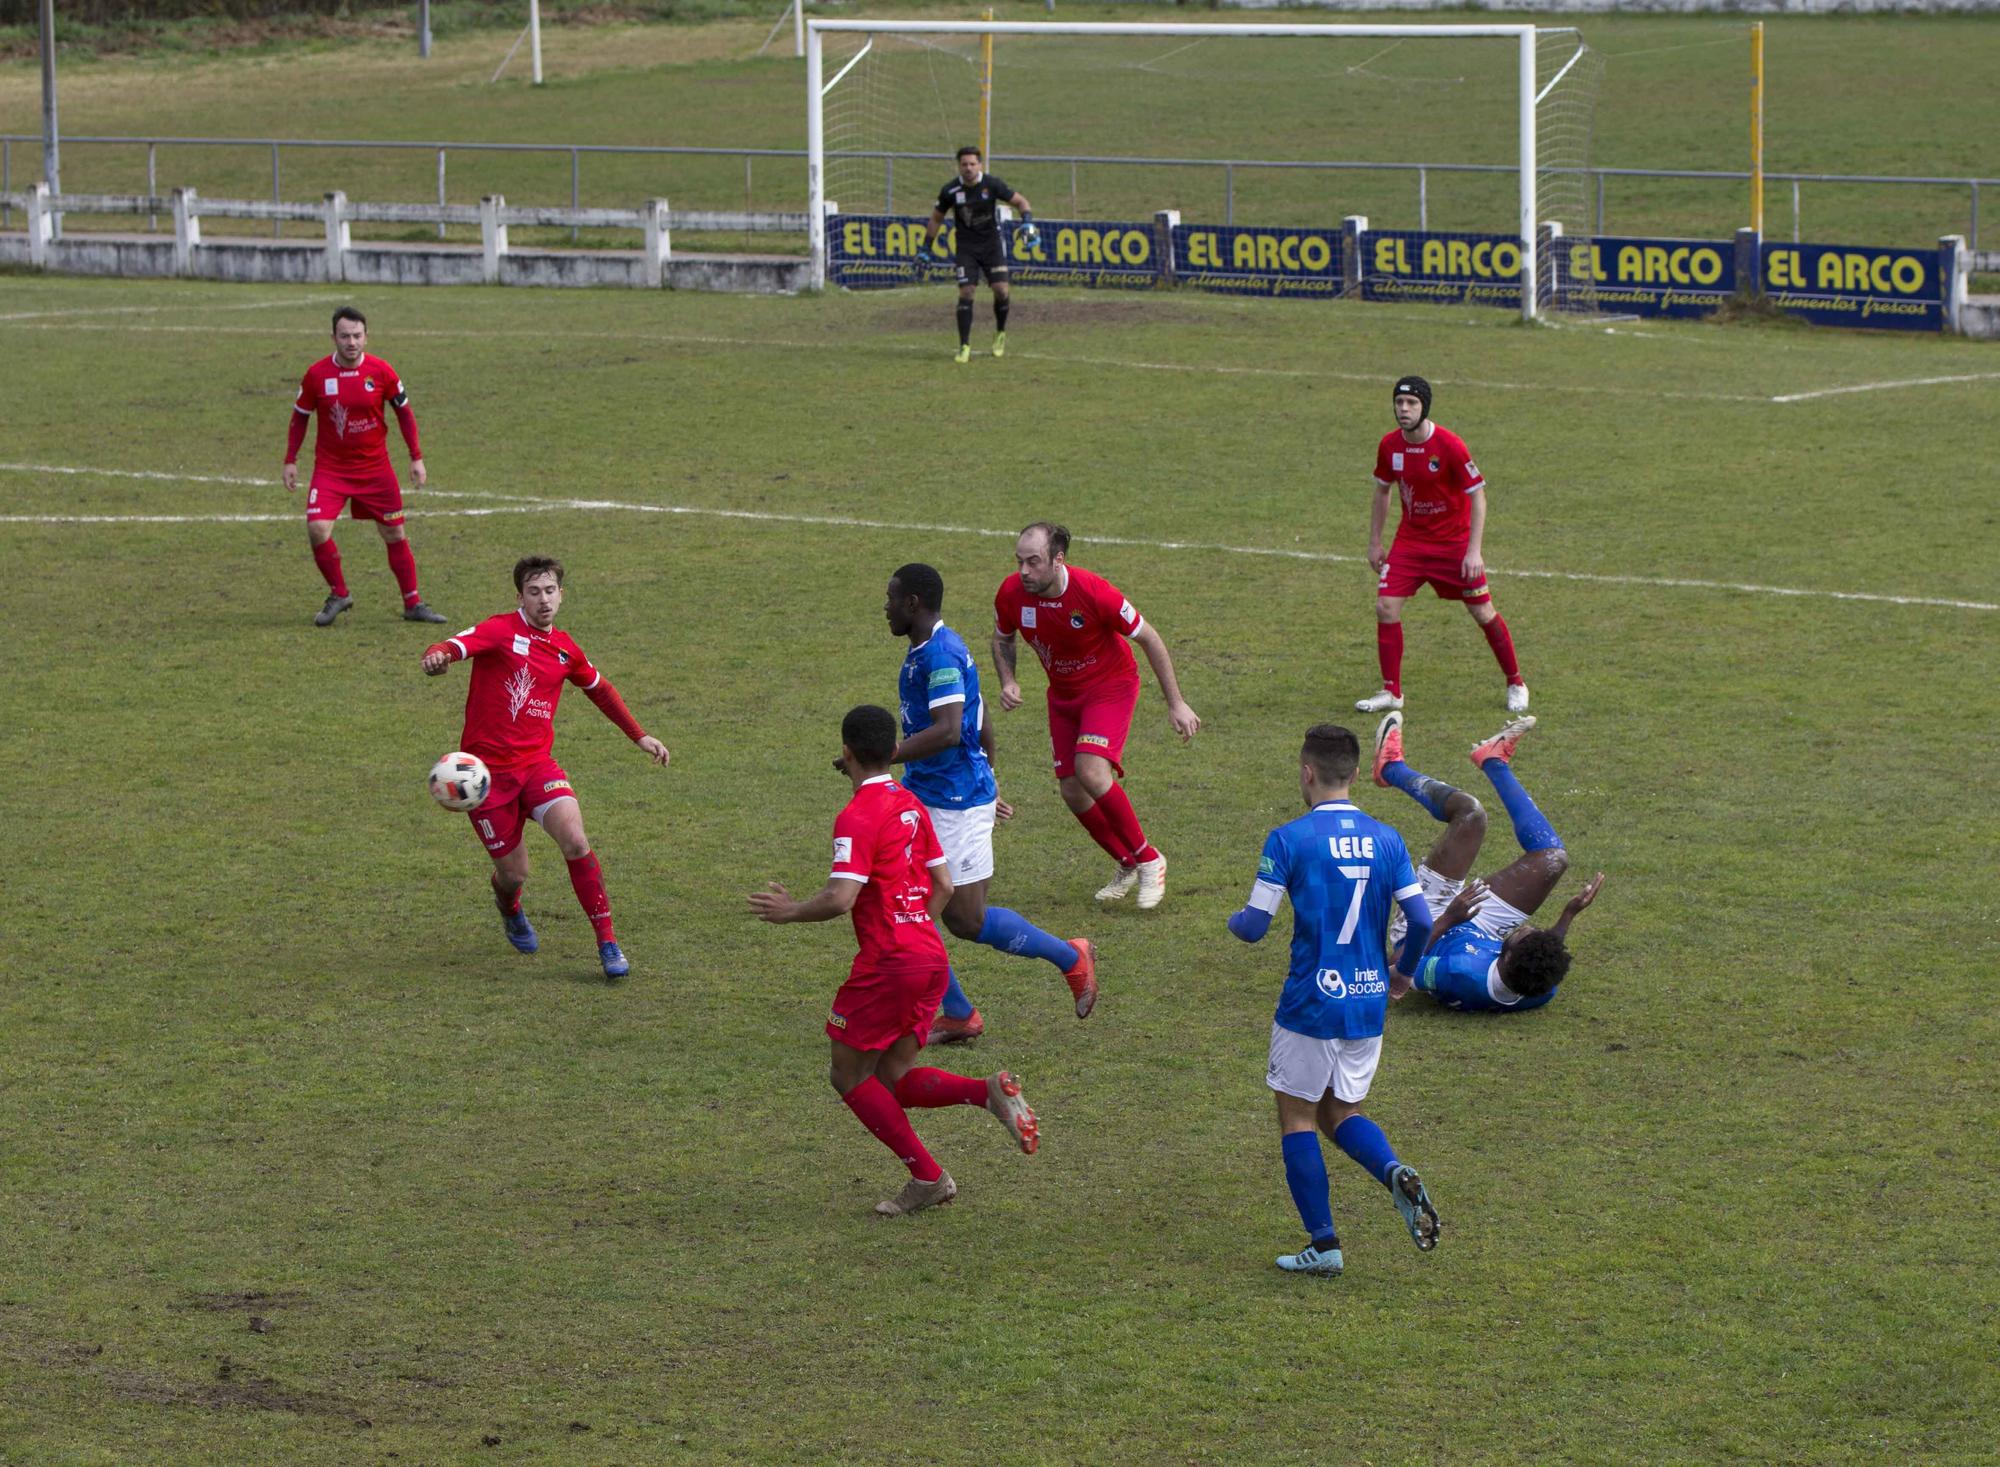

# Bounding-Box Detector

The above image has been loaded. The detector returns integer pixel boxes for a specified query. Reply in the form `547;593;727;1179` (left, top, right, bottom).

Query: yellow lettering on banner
1233;234;1256;270
1188;232;1213;268
1641;245;1668;282
1690;248;1723;285
1422;238;1447;274
1570;243;1598;282
1300;235;1332;272
1255;235;1279;272
1891;256;1924;293
1447;240;1472;275
1617;244;1644;282
1492;242;1520;278
1121;230;1151;265
1374;237;1401;274
842;221;870;256
1767;249;1799;289
1055;229;1077;264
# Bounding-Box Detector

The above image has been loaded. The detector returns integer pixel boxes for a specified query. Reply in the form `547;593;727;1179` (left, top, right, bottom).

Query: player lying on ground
1357;374;1528;716
1227;724;1442;1278
420;556;669;980
283;306;447;628
992;522;1201;910
877;563;1098;1044
922;145;1036;365
1372;713;1606;1012
749;705;1039;1218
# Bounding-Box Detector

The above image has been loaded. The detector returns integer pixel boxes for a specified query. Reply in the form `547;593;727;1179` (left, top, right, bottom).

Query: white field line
3;461;1993;612
1769;372;2000;404
0;293;348;323
0;320;1775;403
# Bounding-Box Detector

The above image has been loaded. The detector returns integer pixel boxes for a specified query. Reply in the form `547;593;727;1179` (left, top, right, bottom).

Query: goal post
805;18;1548;319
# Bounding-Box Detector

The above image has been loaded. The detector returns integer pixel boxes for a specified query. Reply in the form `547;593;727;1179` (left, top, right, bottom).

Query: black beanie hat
1392;375;1433;419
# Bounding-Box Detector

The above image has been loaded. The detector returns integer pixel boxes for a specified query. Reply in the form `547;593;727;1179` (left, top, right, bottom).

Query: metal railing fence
1;133;1988;251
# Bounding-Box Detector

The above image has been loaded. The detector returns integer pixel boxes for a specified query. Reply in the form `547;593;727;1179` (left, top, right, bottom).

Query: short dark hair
1500;928;1572;997
1301;724;1361;786
891;562;945;613
957;145;983;162
513;555;565;592
332;305;367;330
1019;521;1071;559
842;704;899;766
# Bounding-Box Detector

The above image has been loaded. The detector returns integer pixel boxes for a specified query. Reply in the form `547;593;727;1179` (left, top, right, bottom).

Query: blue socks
1381;759;1458;822
939;967;976;1021
976;907;1079;971
1333;1114;1402;1188
1281;1131;1338;1250
1479;759;1562;854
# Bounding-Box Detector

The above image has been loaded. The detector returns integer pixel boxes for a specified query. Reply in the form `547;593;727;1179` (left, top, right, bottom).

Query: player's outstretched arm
581;677;668;766
421;641;459;676
1132;624;1200;741
747;878;859;925
1550;872;1606;940
991;628;1023;711
1425;879;1489;954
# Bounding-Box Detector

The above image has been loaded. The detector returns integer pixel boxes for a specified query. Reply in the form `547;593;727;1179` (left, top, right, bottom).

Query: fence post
1595;171;1605;238
1153;209;1179;288
643;197;671;286
745;154;753;213
1971;181;1980;253
570;148;580;244
26;181;52;267
1342;214;1367;299
1734;226;1761;300
323;191;349;284
481;194;508;284
1069;159;1077;218
1791;180;1800;243
1939;235;1967;336
172;187;202;276
437;149;447;240
271;142;282;239
1417;167;1427;232
1225;162;1234;226
3;139;9;228
148;142;157;231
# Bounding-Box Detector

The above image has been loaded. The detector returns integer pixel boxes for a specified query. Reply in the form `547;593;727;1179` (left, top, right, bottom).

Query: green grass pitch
1;270;1995;1463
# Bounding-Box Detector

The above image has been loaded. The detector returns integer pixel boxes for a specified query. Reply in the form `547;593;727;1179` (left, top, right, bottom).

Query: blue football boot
598;940;630;979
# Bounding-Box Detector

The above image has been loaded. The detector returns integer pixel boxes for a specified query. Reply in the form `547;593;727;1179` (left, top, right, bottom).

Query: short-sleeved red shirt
829;777;950;977
1373;424;1485;549
446;610;602;772
993;565;1143;695
292;353;413;486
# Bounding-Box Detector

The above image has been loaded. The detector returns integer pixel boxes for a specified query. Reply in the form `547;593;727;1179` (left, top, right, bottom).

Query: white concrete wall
1220;2;1992;13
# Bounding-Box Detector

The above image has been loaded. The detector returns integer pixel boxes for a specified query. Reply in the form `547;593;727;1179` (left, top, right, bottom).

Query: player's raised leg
1468;717;1568;916
1375;713;1486;877
943;873;1099;1020
1318;1083;1440;1253
537;795;628;978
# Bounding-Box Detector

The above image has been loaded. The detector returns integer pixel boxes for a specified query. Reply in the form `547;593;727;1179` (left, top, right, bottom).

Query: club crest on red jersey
1427;456;1441;473
1069;612;1086;629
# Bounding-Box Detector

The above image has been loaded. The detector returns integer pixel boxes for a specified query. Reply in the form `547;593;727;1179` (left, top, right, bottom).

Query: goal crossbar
805;18;1545;317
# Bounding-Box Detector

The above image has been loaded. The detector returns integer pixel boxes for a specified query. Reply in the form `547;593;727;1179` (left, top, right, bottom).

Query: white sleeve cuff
829;871;867;884
1248;879;1286;914
926;693;966;710
1393;882;1422;901
584;670;603;691
447;637;469;658
925;857;950;869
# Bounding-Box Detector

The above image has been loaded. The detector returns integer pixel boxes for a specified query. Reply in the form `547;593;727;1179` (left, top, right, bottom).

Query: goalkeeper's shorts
956;237;1009;286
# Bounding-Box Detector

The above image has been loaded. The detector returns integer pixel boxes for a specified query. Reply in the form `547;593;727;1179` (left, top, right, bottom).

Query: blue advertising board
1551;236;1737;318
1761;242;1943;331
1170;224;1344;298
826;215;1160;291
1358;230;1526;308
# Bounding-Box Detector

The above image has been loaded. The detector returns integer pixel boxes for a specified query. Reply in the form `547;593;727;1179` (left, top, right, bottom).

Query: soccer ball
428;751;491;812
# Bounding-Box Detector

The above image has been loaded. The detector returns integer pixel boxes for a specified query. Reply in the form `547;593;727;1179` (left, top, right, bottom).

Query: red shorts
306;474;404;526
1378;543;1490;603
1045;678;1140;778
827;963;949;1051
466;756;577;858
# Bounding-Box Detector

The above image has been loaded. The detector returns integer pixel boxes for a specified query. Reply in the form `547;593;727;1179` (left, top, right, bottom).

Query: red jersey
993;565;1143;695
1373;424;1485;549
289;353;419;486
829;777;950;977
446;611;603;772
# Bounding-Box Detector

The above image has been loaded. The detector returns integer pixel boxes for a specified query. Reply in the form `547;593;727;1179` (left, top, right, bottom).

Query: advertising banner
1359;230;1526;308
1170;224;1345;298
1761;242;1943;331
826;215;1161;291
1552;236;1736;318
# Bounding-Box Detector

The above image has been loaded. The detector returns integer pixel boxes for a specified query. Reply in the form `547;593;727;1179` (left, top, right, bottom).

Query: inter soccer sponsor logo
1316;966;1386;1000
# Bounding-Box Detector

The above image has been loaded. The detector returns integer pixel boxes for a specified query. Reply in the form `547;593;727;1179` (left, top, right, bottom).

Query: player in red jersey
749;705;1040;1218
419;556;669;980
992;522;1201;910
1358;375;1529;716
283;306;446;628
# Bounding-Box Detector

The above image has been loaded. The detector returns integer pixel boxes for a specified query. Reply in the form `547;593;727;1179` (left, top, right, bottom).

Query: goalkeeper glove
928;240;953;264
1016;220;1041;250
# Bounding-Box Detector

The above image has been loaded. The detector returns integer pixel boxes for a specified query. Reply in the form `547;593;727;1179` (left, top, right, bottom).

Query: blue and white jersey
1415;924;1555;1013
1249;801;1420;1041
897;623;998;811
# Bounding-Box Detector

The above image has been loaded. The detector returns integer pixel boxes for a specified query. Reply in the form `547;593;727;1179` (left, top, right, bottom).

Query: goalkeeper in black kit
923;146;1036;364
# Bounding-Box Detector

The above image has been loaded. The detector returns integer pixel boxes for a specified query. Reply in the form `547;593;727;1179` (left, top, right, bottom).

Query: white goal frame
806;19;1546;319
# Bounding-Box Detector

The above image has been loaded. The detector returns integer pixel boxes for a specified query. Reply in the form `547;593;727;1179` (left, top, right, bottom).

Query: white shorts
1391;863;1532;944
923;800;996;887
1266;1022;1382;1104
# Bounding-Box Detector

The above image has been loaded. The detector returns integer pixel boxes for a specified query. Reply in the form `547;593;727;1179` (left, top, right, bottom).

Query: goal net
809;19;1604;317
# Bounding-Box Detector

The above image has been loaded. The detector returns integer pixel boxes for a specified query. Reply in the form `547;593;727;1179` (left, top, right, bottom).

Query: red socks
894;1068;989;1109
1376;621;1404;697
1481;614;1523;684
1075;799;1129;863
843;1076;943;1182
384;538;421;607
1093;783;1156;864
311;539;348;597
492;878;523;918
565;852;615;942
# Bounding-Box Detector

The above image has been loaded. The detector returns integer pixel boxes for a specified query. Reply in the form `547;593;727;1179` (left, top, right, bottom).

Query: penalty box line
2;460;1993;614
